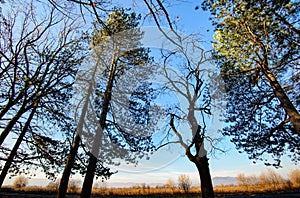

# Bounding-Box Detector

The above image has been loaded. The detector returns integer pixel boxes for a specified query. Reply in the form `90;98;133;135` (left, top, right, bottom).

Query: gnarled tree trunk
193;155;214;198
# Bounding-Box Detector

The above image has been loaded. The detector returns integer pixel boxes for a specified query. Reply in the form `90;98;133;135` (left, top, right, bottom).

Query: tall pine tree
79;9;158;197
202;0;300;166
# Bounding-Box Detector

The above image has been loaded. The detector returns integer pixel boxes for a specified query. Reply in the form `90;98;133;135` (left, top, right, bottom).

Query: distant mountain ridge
5;176;238;188
212;176;237;186
105;176;238;188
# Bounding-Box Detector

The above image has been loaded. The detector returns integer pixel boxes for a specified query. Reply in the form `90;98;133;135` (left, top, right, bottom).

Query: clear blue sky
3;0;299;187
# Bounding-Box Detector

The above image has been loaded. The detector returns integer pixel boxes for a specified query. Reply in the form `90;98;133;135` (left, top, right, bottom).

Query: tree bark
80;154;97;198
57;61;94;197
80;60;116;198
194;155;215;198
261;54;300;135
0;107;26;146
0;108;36;188
57;132;80;198
264;70;300;134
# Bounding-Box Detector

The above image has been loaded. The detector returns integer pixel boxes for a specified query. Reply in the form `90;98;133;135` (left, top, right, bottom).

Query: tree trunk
80;155;97;198
80;61;116;198
194;155;215;198
261;57;300;135
0;92;25;120
0;108;36;187
0;107;26;146
57;132;80;198
58;61;98;197
265;70;300;134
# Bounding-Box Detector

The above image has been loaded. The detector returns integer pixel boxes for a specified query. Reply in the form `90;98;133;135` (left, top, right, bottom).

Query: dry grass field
1;182;299;197
1;169;299;197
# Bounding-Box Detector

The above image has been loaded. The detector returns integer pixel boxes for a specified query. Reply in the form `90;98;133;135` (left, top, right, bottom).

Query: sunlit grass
2;169;300;196
2;183;299;197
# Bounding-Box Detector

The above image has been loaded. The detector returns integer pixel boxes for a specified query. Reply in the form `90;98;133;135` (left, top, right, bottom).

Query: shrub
165;178;176;193
165;178;176;188
289;169;300;187
237;173;258;189
178;174;192;193
46;179;60;191
13;175;29;188
67;179;79;194
259;169;284;189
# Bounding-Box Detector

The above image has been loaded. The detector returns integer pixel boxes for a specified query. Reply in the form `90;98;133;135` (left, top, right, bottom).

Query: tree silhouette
0;1;108;189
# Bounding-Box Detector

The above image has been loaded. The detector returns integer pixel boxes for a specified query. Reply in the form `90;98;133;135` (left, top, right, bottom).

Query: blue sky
99;0;299;186
2;0;299;187
99;0;299;187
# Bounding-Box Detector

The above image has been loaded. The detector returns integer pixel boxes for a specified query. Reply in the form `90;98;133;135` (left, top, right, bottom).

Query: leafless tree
0;0;87;188
178;174;192;193
138;2;225;198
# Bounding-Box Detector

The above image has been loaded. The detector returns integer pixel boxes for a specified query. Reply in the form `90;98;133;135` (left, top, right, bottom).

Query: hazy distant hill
106;177;238;188
212;177;237;186
4;176;238;188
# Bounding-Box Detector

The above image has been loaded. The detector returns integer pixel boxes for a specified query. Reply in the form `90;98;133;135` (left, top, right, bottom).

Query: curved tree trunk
259;42;300;135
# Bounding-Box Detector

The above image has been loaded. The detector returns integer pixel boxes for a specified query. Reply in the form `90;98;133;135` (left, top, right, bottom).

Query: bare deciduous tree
165;178;176;191
0;0;99;191
178;174;192;193
259;169;284;190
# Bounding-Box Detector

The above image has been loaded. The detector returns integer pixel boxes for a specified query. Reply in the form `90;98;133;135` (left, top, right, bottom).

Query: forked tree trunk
171;115;215;198
57;132;80;198
194;155;214;198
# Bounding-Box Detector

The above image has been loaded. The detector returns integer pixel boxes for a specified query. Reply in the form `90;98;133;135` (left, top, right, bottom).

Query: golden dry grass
3;168;300;196
3;183;299;197
91;186;200;196
214;183;300;195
